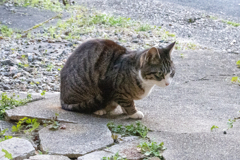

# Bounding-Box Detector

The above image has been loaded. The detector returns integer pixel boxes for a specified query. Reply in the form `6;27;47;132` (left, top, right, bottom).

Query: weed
12;117;40;134
1;149;13;160
165;31;176;37
231;76;240;84
0;93;32;119
107;121;149;138
43;113;60;130
15;33;22;39
46;63;54;72
27;32;31;39
102;152;127;160
41;90;46;97
210;125;219;131
137;24;151;31
13;0;63;12
0;25;13;37
187;42;197;50
236;60;240;68
209;16;218;20
227;118;236;129
222;20;240;27
138;141;166;160
0;129;13;142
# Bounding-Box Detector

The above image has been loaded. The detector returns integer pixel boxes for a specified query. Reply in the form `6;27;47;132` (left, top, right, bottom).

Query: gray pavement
0;5;57;31
163;0;240;18
4;50;240;159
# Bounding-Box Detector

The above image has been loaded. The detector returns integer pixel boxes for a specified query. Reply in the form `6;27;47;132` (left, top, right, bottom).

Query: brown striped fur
60;39;175;116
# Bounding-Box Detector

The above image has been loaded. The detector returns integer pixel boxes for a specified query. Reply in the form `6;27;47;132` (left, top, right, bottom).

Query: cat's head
139;42;175;87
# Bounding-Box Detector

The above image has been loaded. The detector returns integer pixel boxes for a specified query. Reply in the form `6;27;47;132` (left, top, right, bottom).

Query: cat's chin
155;83;169;87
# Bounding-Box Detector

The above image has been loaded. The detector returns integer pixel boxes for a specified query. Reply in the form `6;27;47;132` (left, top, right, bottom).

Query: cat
60;39;175;119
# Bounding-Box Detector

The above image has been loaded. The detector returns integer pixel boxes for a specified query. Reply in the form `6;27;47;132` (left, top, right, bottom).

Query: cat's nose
165;82;169;86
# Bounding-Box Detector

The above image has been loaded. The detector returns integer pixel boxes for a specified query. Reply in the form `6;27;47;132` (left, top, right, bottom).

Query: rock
27;53;33;62
3;84;10;90
0;138;35;160
78;151;113;160
0;59;14;66
13;73;21;79
132;39;139;43
25;155;70;160
39;123;113;158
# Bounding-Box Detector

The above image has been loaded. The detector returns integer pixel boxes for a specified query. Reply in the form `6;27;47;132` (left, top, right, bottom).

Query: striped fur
60;39;175;116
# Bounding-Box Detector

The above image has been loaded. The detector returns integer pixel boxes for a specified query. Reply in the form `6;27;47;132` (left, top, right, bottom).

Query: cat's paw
129;111;144;119
94;109;107;116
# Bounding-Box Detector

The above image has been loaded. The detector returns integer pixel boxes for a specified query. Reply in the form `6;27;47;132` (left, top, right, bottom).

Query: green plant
13;0;63;12
137;24;151;31
210;125;219;131
41;90;46;97
1;149;13;160
24;118;40;134
0;129;13;142
46;63;54;72
227;118;236;129
0;93;32;119
43;113;60;130
222;20;240;27
138;141;166;160
210;16;218;20
12;117;40;134
107;121;149;138
0;25;13;37
236;60;240;68
231;76;240;84
102;152;127;160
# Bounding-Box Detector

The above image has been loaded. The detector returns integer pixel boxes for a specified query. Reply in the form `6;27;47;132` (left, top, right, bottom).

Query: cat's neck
122;50;145;70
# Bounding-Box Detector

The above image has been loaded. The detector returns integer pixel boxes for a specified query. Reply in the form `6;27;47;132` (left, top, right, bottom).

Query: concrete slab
0;137;35;160
78;151;114;160
148;131;240;160
25;155;71;160
39;123;113;158
0;5;57;31
5;93;114;124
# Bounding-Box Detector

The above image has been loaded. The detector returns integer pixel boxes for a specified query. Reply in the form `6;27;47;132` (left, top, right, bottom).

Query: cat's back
60;39;127;103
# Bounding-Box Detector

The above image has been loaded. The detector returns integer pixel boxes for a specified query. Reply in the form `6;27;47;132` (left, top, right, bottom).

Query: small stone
28;53;33;62
3;84;10;90
13;73;21;79
223;131;227;134
0;59;14;66
132;39;139;43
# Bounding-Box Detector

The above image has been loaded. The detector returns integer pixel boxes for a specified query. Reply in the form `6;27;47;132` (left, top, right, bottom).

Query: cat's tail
60;99;103;114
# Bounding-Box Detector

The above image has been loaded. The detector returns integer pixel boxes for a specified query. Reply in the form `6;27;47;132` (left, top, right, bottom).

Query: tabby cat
60;39;175;119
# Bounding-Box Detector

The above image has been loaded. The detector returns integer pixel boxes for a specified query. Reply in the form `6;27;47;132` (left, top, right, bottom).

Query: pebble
0;59;15;66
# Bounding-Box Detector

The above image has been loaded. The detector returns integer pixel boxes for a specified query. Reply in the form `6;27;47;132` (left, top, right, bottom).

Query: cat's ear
145;47;160;62
165;42;175;57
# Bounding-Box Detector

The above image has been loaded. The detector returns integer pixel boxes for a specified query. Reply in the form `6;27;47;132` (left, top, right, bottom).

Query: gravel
76;0;240;52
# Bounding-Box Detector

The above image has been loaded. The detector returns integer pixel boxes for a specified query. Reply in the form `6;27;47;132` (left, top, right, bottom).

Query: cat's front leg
117;100;144;119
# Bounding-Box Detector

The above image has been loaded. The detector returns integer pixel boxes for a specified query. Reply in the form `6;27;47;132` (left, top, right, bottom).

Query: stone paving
1;50;240;159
